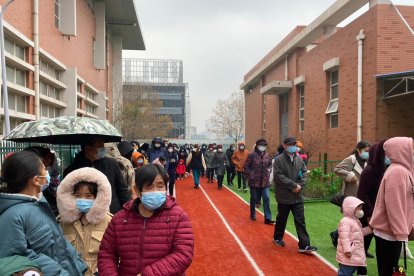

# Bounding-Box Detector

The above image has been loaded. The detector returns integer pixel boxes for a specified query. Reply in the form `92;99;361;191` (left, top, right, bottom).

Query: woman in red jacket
98;164;194;276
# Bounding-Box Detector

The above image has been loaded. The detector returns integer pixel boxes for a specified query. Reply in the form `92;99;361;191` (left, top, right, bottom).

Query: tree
207;91;244;143
114;85;173;140
297;131;323;161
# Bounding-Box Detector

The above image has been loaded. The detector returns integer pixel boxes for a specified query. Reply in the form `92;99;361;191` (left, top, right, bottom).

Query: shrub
303;167;342;200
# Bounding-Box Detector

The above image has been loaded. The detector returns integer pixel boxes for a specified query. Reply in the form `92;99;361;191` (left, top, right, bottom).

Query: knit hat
217;145;222;149
117;141;133;157
255;138;268;146
208;144;214;148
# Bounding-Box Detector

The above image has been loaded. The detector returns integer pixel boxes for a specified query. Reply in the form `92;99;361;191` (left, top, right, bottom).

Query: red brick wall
244;4;414;162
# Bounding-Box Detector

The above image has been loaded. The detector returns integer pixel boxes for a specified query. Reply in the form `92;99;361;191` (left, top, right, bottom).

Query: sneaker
299;245;318;253
264;219;275;225
238;188;241;191
273;239;285;247
243;189;247;193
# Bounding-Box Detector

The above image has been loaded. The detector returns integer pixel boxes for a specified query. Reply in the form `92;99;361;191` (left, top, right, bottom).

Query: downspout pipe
33;0;39;120
356;29;365;142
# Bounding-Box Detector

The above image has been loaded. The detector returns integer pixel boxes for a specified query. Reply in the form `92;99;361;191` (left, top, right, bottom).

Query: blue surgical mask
76;198;94;213
38;171;50;192
141;191;166;211
287;146;297;153
360;151;369;160
384;156;391;166
96;147;106;160
137;159;144;164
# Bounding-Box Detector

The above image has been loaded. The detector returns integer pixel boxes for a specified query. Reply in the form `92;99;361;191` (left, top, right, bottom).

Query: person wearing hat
273;137;317;253
243;138;274;224
214;145;227;190
148;137;169;168
231;141;249;191
204;144;218;183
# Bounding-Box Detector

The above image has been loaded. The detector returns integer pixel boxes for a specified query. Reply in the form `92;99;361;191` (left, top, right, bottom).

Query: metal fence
0;140;80;177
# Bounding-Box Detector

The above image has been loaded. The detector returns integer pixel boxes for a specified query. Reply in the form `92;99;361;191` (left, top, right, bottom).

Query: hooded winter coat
57;167;112;276
226;146;235;169
370;137;414;241
231;142;249;172
98;196;194;276
105;143;135;190
0;194;87;275
132;152;148;168
214;151;227;176
147;138;169;167
63;152;131;214
336;196;372;267
357;141;387;219
243;148;272;188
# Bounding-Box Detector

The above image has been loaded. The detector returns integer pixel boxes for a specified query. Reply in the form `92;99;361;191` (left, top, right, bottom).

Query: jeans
375;236;402;276
217;175;224;188
337;264;357;276
249;187;271;220
236;171;246;189
192;169;201;186
274;201;310;248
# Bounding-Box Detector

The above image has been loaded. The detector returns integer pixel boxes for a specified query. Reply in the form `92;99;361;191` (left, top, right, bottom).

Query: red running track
174;175;337;276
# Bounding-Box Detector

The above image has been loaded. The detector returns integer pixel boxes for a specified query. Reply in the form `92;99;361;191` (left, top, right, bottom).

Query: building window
85;88;96;101
330;113;339;128
77;99;81;109
6;66;26;86
55;0;60;28
77;82;82;93
299;85;304;132
86;104;96;115
41;103;61;118
5;37;25;60
40;81;61;100
0;93;26;113
40;60;60;80
326;70;339;128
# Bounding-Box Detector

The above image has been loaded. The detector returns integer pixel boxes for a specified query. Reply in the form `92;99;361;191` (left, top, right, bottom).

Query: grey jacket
204;150;218;169
273;152;308;205
214;151;227;175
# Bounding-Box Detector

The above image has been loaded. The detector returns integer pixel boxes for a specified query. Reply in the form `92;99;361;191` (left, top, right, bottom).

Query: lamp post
0;0;14;135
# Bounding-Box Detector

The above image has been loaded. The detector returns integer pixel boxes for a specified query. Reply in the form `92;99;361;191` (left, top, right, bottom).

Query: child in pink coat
336;196;372;276
176;159;186;180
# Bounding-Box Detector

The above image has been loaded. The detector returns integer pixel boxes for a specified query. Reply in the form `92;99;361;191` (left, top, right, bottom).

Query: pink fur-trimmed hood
57;167;112;224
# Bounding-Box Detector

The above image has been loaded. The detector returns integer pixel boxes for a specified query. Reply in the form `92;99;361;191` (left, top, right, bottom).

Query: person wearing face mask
204;144;218;183
231;141;250;191
243;138;274;224
214;145;227;190
370;137;414;276
336;196;373;276
147;137;169;168
167;143;178;196
273;137;317;253
334;141;370;198
64;137;131;214
57;167;112;276
356;140;388;269
0;151;87;275
225;144;236;186
98;164;194;275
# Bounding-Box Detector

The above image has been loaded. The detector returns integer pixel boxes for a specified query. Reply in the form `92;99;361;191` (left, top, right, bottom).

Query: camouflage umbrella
3;116;122;145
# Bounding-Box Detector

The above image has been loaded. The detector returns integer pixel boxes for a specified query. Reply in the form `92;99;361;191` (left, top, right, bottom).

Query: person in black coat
357;140;388;260
225;144;236;186
167;143;178;196
63;137;131;214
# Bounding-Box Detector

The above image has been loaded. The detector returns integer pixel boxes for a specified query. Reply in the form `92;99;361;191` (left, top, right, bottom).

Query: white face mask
257;145;266;152
168;148;173;153
218;149;223;152
355;210;364;219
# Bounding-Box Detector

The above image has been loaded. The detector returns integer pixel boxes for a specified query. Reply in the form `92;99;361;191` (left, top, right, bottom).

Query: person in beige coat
334;141;370;197
57;167;112;276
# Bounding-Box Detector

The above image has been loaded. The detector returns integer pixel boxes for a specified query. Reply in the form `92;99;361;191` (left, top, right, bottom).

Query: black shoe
264;219;275;225
194;185;199;189
273;239;285;247
366;251;374;258
299;245;318;253
250;217;256;221
218;187;222;190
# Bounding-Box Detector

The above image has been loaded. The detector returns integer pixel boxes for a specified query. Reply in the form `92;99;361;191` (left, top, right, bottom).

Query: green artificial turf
223;178;414;275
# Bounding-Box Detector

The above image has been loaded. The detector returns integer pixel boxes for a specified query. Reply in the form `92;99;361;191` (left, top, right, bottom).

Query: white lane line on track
199;184;265;276
223;185;339;272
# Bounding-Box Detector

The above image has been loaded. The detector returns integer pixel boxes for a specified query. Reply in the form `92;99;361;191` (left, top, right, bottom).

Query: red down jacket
98;196;194;276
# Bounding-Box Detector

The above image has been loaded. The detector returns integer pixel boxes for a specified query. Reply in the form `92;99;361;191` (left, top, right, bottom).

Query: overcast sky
124;0;413;133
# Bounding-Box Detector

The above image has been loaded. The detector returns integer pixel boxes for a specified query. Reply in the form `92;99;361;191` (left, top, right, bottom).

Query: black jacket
63;152;131;214
273;151;307;205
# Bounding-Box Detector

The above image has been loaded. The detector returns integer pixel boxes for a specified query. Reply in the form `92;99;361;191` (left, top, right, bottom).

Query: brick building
241;0;414;161
0;0;145;138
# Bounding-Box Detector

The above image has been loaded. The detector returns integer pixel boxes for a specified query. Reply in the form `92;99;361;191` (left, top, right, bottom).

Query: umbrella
3;116;122;145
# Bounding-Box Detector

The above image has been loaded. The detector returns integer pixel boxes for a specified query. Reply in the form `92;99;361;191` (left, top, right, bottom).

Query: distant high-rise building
122;58;190;138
